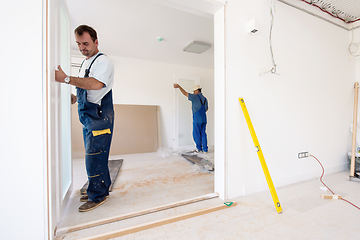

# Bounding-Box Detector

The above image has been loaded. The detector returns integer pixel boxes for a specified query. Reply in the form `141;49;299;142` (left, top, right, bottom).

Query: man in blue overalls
174;84;208;153
55;25;114;212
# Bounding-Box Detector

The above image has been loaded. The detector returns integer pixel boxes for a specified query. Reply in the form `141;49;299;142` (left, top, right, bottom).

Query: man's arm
55;65;104;90
173;83;188;97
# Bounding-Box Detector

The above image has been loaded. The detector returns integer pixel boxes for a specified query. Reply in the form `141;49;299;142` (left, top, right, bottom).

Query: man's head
193;85;202;95
74;25;99;59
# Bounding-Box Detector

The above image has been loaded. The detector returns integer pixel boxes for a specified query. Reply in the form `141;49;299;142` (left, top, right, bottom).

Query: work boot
80;195;88;202
78;196;108;212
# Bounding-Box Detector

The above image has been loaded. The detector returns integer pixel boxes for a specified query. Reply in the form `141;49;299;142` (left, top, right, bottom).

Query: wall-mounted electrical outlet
298;152;309;158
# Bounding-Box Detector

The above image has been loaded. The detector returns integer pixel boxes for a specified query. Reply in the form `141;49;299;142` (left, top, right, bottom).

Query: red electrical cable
310;155;360;210
299;0;360;24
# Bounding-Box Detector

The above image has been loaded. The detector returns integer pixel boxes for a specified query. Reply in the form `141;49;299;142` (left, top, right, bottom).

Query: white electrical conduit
349;27;360;57
260;0;280;76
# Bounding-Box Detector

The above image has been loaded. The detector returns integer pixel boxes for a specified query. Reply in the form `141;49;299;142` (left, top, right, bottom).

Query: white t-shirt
78;52;114;105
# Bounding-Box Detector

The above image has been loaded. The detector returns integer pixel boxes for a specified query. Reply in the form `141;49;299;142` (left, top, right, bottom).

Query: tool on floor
320;194;341;199
181;153;214;171
224;202;234;206
239;98;282;214
350;82;360;181
80;159;123;195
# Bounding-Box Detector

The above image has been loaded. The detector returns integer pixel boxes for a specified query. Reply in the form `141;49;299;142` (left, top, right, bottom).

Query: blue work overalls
77;53;114;203
193;95;208;152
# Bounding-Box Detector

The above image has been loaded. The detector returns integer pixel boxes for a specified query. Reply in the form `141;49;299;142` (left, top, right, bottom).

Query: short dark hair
198;88;202;93
74;25;97;42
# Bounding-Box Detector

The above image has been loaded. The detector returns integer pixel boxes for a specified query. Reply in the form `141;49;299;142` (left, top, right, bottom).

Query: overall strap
87;53;104;74
197;95;206;105
79;60;85;73
80;53;105;77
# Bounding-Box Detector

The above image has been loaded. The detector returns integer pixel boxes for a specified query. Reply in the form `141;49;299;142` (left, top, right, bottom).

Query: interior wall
214;7;226;199
352;28;360;108
350;28;360;131
72;54;215;149
224;0;355;199
1;0;47;239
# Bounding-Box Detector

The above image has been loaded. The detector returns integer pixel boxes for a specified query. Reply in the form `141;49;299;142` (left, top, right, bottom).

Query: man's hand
55;65;67;83
71;94;77;105
173;83;188;97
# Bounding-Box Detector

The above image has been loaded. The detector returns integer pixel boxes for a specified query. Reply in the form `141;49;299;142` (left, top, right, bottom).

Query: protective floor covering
181;153;214;171
80;159;124;195
57;151;214;230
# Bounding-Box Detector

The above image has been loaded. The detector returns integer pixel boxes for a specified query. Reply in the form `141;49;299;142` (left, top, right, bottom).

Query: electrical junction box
298;152;309;158
247;19;258;34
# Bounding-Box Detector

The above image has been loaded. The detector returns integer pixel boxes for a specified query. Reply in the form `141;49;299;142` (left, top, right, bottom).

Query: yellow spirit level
239;98;282;213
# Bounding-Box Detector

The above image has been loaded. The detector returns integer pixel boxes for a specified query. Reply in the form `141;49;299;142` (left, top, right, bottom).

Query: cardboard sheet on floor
181;153;214;171
80;159;123;195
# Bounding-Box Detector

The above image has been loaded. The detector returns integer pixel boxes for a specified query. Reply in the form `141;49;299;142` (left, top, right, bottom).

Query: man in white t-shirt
55;25;114;212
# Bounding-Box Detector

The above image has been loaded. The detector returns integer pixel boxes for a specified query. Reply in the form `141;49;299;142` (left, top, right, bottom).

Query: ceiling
65;0;360;69
65;0;223;69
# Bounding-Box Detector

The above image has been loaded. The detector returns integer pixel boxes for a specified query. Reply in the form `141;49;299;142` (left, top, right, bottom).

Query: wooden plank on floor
56;193;219;236
78;202;237;240
80;159;123;195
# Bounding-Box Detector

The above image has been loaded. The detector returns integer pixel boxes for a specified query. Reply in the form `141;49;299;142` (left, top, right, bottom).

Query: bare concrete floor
57;150;215;230
109;170;360;240
57;154;360;240
58;168;360;239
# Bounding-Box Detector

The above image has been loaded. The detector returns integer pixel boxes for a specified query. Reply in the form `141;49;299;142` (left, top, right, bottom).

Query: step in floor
57;196;226;239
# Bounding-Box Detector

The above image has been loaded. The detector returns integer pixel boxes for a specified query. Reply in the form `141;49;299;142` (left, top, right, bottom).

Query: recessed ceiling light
183;41;211;54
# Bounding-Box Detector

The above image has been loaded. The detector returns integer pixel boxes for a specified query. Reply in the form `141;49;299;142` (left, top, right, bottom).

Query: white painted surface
214;7;226;200
0;0;46;239
65;0;214;69
72;54;215;149
177;79;196;147
59;0;73;223
351;28;360;135
224;0;355;199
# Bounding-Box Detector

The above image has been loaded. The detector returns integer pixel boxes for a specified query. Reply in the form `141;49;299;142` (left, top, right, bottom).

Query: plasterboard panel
72;104;160;158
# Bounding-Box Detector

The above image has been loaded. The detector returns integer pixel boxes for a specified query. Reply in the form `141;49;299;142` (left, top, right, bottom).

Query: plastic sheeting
157;147;214;174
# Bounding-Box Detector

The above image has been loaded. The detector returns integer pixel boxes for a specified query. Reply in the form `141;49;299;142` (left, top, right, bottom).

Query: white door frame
57;0;73;220
173;75;200;150
45;0;73;238
214;6;227;201
44;2;228;238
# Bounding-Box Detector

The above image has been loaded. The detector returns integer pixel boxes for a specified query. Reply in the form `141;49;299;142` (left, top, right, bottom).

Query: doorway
174;76;200;150
49;0;226;237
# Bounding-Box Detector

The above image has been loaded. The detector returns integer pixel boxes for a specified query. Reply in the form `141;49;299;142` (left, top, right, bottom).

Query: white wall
222;0;355;199
0;1;47;239
72;54;215;149
214;7;226;199
352;28;360;102
350;28;360;140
